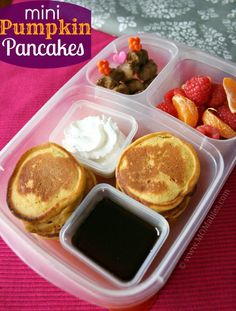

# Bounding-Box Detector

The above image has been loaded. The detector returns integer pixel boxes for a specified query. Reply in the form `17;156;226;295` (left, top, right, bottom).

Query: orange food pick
128;37;142;52
97;59;111;75
172;94;199;127
223;77;236;113
202;108;236;139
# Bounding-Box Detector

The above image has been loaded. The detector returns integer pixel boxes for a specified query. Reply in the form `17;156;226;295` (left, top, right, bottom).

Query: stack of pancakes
116;132;200;221
7;143;96;238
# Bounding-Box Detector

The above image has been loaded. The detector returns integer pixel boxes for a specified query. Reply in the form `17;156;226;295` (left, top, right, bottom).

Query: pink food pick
112;51;127;64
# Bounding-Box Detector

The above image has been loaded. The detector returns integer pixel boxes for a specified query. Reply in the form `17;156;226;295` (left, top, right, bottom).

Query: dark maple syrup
71;198;159;282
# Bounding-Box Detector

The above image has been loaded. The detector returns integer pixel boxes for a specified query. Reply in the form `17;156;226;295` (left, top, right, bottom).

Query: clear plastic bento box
0;34;235;309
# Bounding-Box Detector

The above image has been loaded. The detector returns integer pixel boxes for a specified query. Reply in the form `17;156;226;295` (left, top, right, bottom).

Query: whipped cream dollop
62;115;126;165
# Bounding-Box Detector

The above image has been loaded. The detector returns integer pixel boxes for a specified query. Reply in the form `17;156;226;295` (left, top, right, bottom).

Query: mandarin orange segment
172;94;199;127
202;108;236;138
223;77;236;113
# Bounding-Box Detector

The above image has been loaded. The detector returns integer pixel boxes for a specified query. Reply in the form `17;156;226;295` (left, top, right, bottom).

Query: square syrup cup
49;100;138;177
59;183;169;288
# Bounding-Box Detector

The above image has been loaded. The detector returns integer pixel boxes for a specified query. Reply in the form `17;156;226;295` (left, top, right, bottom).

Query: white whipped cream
62;115;126;165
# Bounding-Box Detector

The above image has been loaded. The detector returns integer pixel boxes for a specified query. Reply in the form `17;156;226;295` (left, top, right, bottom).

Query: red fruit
208;83;227;108
183;76;212;106
217;105;236;131
156;102;178;117
197;104;206;125
196;124;220;139
164;88;185;105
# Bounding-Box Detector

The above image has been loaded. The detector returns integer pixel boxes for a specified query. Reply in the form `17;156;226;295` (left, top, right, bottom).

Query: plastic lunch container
60;184;169;288
0;34;235;309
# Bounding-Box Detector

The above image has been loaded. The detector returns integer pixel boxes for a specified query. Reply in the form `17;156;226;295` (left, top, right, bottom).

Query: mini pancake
116;180;188;211
117;180;192;221
22;167;97;238
116;132;200;213
160;195;191;221
7;143;86;222
23;202;81;237
83;168;97;196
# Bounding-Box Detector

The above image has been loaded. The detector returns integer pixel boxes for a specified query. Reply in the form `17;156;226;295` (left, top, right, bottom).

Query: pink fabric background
0;10;235;311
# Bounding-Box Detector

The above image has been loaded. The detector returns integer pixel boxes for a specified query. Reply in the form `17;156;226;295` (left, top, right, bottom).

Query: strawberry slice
156;102;178;118
164;88;185;105
217;105;236;131
207;83;227;108
196;124;220;139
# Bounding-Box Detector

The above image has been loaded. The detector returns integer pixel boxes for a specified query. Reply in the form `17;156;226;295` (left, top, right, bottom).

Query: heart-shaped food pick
112;51;127;64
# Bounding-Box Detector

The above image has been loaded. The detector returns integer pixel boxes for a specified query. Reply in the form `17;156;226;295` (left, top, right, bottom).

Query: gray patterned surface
63;0;236;62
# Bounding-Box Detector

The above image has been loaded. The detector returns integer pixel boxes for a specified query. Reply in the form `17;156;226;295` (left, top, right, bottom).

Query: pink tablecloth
0;27;236;311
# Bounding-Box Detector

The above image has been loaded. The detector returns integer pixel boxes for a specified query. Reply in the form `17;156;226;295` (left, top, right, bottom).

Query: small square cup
59;184;169;288
49;100;138;178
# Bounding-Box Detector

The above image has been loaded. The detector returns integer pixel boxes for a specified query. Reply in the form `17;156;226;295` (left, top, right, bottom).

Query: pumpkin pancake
83;168;97;196
23;201;81;237
160;195;191;221
116;132;200;215
7;143;86;222
23;167;97;237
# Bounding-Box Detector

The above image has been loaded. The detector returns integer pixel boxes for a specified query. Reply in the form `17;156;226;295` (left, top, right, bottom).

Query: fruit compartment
85;33;179;98
146;51;236;167
0;84;225;309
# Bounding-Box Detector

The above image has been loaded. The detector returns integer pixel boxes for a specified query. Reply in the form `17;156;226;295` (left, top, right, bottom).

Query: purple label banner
0;1;91;68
